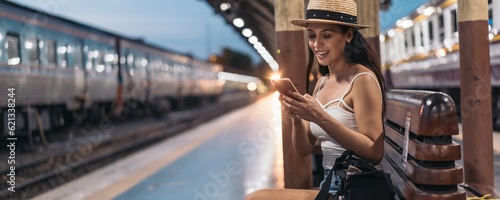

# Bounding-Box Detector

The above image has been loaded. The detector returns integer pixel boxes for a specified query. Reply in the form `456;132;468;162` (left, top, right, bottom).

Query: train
380;0;500;123
0;1;265;136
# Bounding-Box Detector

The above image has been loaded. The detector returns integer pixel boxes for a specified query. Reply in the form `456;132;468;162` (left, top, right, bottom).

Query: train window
451;9;458;33
96;50;105;73
26;37;40;66
135;56;148;71
429;21;434;41
74;44;83;69
111;52;118;71
411;30;415;48
102;51;112;73
404;33;408;48
45;40;56;67
438;15;444;42
86;51;92;70
419;26;424;47
58;44;69;68
6;34;20;65
126;53;135;75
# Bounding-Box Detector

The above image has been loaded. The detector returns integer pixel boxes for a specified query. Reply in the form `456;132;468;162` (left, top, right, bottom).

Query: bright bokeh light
57;46;67;54
423;7;436;16
387;29;396;38
233;18;244;28
379;35;385;42
270;73;281;80
247;82;257;91
396;19;414;29
253;42;263;49
248;36;258;44
220;3;231;11
96;64;105;73
435;48;447;58
242;28;253;37
24;41;33;49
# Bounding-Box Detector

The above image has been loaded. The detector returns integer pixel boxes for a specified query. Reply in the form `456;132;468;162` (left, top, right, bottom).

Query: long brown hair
310;25;386;112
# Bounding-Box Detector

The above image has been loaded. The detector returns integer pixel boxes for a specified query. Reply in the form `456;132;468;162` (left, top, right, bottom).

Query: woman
246;0;386;199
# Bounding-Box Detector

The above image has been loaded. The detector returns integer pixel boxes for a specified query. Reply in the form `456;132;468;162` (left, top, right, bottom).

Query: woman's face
307;23;351;66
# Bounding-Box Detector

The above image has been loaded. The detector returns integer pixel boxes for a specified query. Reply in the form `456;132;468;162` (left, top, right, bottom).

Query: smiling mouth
316;51;329;57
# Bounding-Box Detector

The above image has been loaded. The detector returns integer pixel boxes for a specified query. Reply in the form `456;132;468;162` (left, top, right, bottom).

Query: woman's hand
280;91;324;123
279;94;301;120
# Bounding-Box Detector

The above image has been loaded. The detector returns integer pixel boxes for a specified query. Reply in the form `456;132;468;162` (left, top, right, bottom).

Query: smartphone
271;78;299;95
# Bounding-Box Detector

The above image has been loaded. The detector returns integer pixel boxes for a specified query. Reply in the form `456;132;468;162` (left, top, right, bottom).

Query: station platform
33;93;284;200
32;92;500;200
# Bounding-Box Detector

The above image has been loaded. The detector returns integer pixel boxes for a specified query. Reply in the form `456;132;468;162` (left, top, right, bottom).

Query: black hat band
305;9;357;24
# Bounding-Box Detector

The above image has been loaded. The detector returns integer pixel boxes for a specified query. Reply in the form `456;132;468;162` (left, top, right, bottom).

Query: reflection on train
0;1;266;136
380;0;500;122
217;72;267;95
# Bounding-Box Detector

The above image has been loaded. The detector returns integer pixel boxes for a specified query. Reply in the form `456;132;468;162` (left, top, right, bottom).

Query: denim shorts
319;169;341;195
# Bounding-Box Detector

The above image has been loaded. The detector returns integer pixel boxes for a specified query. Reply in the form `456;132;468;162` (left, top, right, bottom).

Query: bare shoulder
350;65;381;98
349;64;378;85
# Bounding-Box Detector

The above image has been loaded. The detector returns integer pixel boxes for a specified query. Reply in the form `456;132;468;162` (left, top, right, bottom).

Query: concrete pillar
356;0;381;68
274;0;312;189
458;0;494;187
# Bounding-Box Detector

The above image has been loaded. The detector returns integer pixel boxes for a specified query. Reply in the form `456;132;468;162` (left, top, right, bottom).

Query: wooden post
356;0;381;68
274;0;312;189
458;0;494;187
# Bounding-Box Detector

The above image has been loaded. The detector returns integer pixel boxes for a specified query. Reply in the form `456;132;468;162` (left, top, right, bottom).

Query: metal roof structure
203;0;392;65
204;0;276;62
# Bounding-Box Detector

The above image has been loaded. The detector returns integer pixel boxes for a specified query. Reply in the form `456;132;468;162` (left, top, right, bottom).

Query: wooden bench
382;90;466;199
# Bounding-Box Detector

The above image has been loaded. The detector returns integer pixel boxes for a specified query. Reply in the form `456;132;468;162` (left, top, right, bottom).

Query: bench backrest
382;90;466;200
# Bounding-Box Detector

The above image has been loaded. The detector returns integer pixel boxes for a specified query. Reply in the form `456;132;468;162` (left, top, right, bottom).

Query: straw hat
291;0;370;29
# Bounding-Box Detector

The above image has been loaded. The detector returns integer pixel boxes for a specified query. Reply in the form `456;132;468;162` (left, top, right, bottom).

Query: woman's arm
290;118;316;156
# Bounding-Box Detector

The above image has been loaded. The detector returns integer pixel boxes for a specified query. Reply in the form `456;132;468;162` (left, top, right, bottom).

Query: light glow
25;41;33;49
242;28;253;37
233;18;244;28
247;82;257;91
270;73;281;80
387;29;396;37
423;7;436;16
220;3;231;11
248;36;258;44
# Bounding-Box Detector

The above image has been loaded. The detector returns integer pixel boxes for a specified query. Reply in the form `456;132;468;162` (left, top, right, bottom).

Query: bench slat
384;142;464;185
386;90;458;136
381;158;466;200
385;125;462;161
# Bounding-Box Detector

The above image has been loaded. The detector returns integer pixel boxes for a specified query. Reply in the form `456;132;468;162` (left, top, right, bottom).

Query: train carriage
0;2;120;129
381;0;500;123
0;1;245;136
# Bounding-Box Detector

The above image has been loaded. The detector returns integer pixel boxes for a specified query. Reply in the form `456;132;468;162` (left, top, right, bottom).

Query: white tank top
310;72;381;169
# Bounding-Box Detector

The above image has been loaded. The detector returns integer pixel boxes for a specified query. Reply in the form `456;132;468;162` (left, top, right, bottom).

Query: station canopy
203;0;391;61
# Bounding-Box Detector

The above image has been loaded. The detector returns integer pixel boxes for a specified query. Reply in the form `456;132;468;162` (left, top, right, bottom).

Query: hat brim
290;19;370;29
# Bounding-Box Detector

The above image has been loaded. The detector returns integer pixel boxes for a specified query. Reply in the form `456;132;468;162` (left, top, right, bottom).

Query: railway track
0;93;262;200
